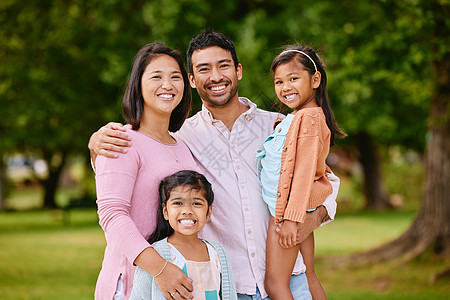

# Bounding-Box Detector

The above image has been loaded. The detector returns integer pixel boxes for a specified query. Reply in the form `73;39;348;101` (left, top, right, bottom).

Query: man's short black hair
187;29;239;75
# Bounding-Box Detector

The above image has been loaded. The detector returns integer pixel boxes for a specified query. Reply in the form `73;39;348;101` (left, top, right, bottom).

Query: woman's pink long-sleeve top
94;126;198;300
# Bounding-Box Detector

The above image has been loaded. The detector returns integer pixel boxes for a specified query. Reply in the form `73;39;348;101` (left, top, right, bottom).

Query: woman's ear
312;71;321;89
162;203;169;220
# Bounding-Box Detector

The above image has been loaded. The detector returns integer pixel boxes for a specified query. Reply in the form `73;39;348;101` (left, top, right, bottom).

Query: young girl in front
130;170;237;300
256;46;346;299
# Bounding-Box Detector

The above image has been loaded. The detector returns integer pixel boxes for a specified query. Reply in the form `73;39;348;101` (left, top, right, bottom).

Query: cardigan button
283;146;287;151
278;217;284;222
289;174;293;178
277;192;281;197
283;184;288;189
303;129;308;134
287;156;292;162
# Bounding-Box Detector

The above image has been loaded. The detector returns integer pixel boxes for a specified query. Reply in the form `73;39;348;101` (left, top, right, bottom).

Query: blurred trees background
1;0;448;260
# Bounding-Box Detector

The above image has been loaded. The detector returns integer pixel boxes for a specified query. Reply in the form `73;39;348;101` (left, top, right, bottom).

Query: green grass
0;209;105;299
0;208;448;299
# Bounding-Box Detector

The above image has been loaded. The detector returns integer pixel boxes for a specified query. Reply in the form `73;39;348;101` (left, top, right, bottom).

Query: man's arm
277;171;340;244
88;122;132;167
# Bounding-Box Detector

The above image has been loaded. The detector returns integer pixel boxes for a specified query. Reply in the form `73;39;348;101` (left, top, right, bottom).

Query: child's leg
300;232;327;300
265;217;300;300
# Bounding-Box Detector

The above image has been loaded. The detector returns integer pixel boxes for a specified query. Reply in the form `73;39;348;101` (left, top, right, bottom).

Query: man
89;29;339;299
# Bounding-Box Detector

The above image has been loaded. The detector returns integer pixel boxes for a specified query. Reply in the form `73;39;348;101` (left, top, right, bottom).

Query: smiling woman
94;43;199;300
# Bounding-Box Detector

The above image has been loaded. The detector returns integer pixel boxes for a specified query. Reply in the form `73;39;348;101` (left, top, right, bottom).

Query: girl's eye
172;201;183;206
172;75;182;80
193;201;204;206
290;77;298;81
275;80;282;85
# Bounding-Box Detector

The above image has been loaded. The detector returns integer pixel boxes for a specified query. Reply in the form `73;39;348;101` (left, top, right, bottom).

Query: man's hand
88;122;131;162
275;206;327;245
277;220;298;248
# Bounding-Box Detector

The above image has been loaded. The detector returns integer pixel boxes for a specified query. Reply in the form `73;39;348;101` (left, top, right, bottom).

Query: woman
94;43;197;300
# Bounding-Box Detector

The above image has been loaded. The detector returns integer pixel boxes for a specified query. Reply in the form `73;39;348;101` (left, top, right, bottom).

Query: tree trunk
41;151;68;209
0;155;7;210
334;50;450;265
355;132;391;210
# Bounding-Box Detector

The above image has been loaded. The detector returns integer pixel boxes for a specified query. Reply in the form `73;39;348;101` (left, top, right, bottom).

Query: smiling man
89;29;339;299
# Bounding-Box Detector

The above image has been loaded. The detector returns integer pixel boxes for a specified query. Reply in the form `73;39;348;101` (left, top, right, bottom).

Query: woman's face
141;55;184;116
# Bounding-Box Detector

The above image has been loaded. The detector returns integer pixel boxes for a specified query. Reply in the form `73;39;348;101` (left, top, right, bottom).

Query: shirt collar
200;97;257;123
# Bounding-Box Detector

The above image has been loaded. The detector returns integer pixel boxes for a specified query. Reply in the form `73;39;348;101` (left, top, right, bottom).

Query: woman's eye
151;75;162;79
290;77;298;81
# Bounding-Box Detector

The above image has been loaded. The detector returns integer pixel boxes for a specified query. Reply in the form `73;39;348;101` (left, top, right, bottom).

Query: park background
0;0;448;299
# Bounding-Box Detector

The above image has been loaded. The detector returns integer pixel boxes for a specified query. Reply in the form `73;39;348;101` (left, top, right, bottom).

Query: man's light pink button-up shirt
174;98;338;298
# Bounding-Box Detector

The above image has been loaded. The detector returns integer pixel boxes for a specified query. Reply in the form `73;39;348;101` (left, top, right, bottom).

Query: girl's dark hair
271;45;347;146
123;43;191;132
148;170;214;244
186;29;239;75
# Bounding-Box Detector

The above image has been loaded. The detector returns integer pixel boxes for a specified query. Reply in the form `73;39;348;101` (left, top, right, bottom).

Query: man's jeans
237;273;312;300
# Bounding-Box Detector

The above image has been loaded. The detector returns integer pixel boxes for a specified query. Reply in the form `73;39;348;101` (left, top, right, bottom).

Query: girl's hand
277;220;298;248
154;262;194;299
88;122;131;161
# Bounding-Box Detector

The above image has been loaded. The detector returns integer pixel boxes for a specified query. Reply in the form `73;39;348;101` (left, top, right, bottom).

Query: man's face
189;46;242;108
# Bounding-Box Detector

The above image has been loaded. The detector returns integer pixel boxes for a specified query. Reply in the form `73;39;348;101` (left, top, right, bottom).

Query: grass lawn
0;208;448;299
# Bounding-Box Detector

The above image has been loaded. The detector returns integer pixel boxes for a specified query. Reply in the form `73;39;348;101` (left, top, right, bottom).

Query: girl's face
273;59;321;112
141;55;184;116
162;185;211;238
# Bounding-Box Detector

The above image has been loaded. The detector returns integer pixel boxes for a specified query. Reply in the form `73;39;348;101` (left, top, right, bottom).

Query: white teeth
284;94;296;101
159;94;173;99
210;85;226;91
179;219;195;225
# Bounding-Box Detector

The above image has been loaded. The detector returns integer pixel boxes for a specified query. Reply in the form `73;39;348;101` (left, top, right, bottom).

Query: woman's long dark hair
147;170;214;244
271;45;347;146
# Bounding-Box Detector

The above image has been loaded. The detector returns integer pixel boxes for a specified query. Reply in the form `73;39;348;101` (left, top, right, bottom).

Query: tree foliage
0;0;442;213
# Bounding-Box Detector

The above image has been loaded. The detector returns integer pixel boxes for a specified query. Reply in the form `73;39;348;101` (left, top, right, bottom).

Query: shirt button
248;230;252;234
251;253;255;257
232;145;236;149
244;207;249;211
236;165;240;169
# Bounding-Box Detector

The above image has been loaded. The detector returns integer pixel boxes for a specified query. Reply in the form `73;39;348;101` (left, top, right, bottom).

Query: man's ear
188;74;196;88
312;71;321;89
162;203;169;220
236;63;243;81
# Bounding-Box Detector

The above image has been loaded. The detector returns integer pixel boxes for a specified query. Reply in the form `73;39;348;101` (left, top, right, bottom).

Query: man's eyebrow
195;58;232;69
